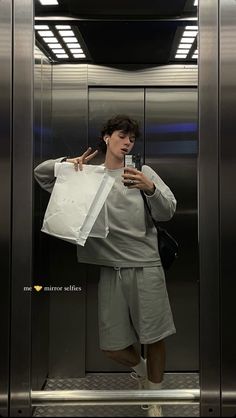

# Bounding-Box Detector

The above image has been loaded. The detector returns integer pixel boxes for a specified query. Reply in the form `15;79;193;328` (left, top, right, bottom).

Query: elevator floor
33;372;199;417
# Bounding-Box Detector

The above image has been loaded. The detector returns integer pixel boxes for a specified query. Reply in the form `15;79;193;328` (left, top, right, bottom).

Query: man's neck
104;155;123;170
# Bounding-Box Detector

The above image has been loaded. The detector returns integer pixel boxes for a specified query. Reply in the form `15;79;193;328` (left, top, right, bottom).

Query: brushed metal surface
32;46;52;392
10;0;34;416
0;0;12;416
45;65;88;378
220;0;236;415
88;64;198;87
198;0;221;416
145;88;199;371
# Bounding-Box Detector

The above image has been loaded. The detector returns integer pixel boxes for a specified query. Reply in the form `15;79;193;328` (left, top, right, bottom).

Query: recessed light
183;31;198;37
38;30;54;37
192;55;198;58
66;43;81;48
48;44;62;48
73;54;86;58
62;37;78;43
194;0;198;6
52;49;65;53
44;38;60;43
69;49;84;53
56;54;68;58
58;30;75;37
39;0;58;4
55;25;71;29
177;49;189;54
178;44;191;49
35;25;49;30
180;37;195;43
185;26;198;30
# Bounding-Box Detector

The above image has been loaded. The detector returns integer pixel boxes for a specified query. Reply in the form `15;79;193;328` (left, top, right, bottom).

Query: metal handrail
31;388;200;406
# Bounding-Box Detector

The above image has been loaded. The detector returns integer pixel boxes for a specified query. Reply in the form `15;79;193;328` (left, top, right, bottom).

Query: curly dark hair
97;114;140;154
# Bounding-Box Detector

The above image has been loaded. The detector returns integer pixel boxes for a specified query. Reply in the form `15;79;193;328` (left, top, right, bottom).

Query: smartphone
124;154;142;186
124;154;142;170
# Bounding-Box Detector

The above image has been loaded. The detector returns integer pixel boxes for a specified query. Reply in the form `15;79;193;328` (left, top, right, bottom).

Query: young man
34;115;177;417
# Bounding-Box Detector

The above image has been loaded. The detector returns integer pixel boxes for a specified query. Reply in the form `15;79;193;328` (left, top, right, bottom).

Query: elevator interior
32;0;199;416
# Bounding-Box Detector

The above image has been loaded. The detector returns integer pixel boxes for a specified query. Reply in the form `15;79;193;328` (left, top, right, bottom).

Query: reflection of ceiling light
52;49;65;53
35;25;49;29
56;54;68;58
43;37;59;43
58;30;75;37
55;25;71;29
63;37;78;43
185;26;198;30
38;30;54;37
66;43;81;48
180;37;195;43
183;31;198;37
178;44;191;49
192;55;198;59
48;44;62;48
39;0;58;4
194;0;198;5
70;49;83;53
73;54;86;58
177;49;189;54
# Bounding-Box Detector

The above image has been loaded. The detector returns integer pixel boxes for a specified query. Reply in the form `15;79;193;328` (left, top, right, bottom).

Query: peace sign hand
66;147;99;171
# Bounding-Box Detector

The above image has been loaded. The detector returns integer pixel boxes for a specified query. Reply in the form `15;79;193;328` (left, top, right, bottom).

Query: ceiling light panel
35;25;49;30
38;30;54;37
58;30;75;37
183;31;198;37
56;54;68;58
69;49;83;53
48;44;62;48
73;54;86;58
39;0;58;4
44;37;59;43
55;25;71;29
62;37;78;43
52;49;65;53
66;43;81;48
178;44;191;49
180;37;195;43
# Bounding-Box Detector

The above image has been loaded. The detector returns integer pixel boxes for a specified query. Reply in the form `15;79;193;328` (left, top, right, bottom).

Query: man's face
105;130;135;160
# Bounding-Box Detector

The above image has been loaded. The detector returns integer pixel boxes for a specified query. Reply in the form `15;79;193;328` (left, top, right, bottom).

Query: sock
147;379;163;390
132;357;147;377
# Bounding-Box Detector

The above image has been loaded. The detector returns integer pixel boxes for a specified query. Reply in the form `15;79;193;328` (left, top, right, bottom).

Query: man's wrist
145;183;156;196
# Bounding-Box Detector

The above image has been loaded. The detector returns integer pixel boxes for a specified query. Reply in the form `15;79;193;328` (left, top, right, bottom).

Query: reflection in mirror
32;0;199;416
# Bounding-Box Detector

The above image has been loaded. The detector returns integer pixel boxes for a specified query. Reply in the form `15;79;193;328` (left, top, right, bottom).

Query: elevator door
86;87;198;372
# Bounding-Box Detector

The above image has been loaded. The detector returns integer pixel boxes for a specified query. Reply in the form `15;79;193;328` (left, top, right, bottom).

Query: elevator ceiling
34;0;198;65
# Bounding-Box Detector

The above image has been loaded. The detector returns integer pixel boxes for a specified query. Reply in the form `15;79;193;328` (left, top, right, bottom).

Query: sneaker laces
130;371;147;389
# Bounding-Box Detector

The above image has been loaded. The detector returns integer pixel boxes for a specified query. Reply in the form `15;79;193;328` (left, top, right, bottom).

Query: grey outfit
34;158;177;348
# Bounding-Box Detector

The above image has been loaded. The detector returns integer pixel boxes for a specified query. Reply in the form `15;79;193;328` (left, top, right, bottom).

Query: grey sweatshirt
34;158;177;267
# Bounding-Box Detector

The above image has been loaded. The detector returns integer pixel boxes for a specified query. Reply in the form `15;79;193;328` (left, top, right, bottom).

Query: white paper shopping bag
41;163;114;246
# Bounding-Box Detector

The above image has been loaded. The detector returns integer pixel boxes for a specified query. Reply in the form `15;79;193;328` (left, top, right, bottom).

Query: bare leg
146;339;165;383
102;344;141;368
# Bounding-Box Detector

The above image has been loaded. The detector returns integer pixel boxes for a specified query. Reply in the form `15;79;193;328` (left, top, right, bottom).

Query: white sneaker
130;372;149;410
130;371;147;389
146;404;163;417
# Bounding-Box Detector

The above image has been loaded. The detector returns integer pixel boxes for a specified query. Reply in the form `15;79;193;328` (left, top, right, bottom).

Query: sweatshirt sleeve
34;157;66;193
142;165;177;221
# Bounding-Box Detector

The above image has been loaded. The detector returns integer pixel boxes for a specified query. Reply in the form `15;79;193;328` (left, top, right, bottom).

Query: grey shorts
98;266;176;351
